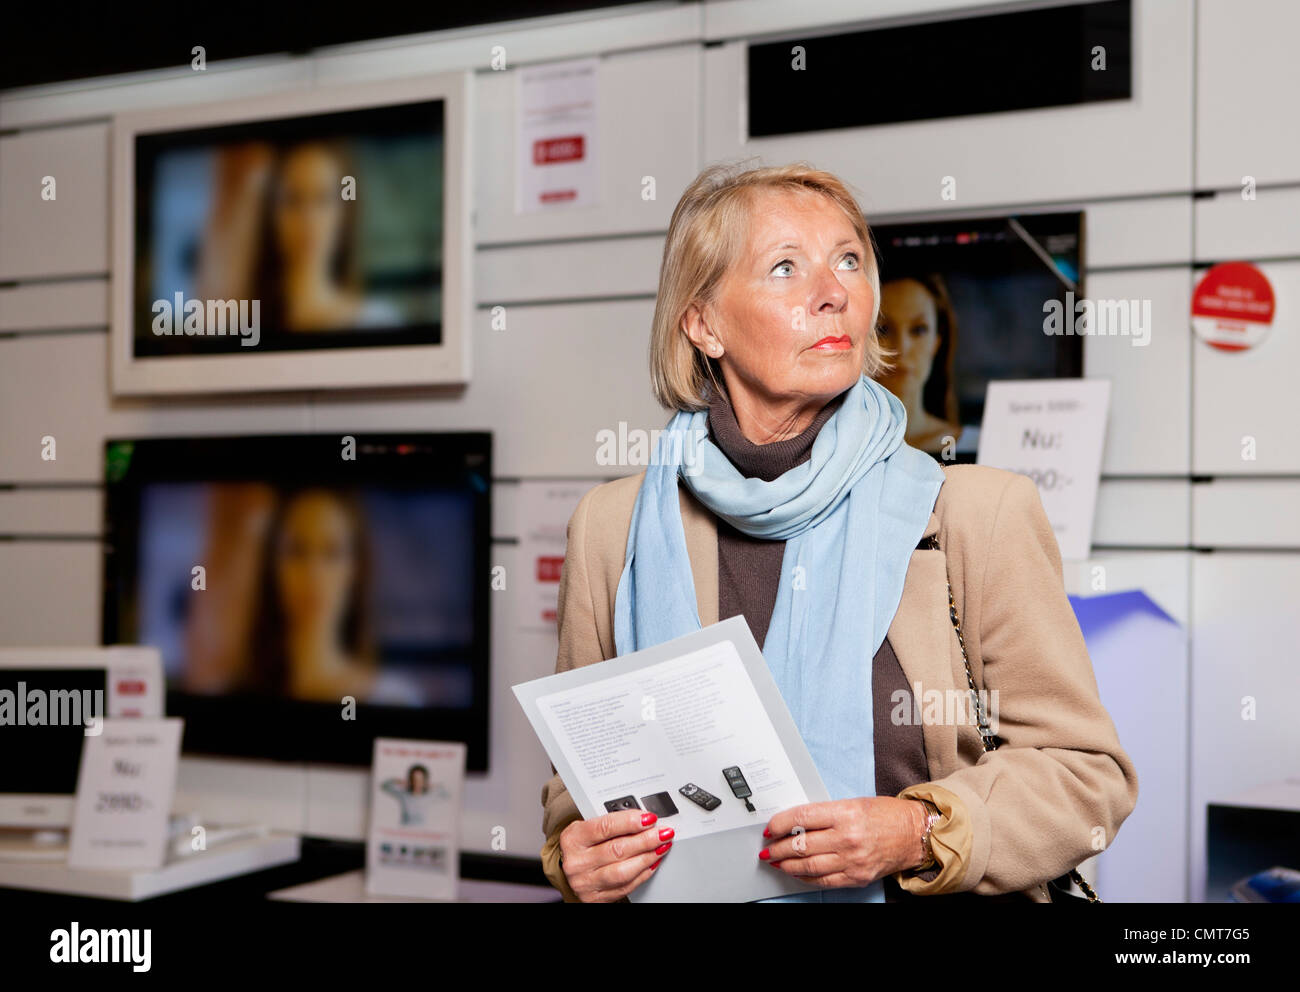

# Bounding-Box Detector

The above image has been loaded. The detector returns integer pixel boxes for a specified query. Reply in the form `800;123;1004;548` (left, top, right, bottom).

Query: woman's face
877;278;941;394
409;769;428;794
693;188;873;410
273;491;356;633
273;144;345;271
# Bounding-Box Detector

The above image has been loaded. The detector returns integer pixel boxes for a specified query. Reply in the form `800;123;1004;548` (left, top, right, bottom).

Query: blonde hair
649;160;890;411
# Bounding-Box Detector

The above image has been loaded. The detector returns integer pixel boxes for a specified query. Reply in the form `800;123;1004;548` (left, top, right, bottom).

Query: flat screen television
111;73;472;395
101;433;491;770
870;211;1084;462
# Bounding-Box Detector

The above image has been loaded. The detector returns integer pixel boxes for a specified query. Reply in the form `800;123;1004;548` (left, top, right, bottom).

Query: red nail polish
758;848;770;861
651;858;662;870
655;842;672;855
641;812;657;826
763;827;771;838
659;827;675;841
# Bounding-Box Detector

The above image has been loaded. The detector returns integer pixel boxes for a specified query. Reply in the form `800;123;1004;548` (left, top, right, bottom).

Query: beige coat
539;463;1138;902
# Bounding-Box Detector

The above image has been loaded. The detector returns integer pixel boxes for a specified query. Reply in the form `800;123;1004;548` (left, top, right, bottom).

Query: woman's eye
772;259;794;277
839;252;860;269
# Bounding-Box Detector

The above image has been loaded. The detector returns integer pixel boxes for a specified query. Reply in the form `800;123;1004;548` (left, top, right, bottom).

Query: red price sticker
532;135;585;165
536;556;564;583
1191;261;1275;352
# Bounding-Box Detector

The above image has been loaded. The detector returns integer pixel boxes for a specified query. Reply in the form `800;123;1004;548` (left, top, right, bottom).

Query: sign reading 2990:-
67;719;183;871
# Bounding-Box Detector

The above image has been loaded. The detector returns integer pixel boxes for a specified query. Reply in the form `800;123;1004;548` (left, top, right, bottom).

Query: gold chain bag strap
918;534;1101;903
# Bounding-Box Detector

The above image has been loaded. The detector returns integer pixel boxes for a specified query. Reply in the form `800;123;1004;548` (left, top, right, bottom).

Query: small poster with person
365;738;466;900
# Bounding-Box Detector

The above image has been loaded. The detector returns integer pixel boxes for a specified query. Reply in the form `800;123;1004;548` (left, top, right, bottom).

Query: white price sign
976;379;1111;561
67;718;183;871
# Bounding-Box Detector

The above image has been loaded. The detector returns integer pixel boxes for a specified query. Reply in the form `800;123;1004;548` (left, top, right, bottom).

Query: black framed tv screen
102;433;491;770
748;0;1131;136
871;211;1085;462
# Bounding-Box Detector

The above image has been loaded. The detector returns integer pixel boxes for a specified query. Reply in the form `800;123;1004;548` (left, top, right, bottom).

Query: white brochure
513;615;830;902
67;718;183;870
365;738;466;900
977;377;1111;561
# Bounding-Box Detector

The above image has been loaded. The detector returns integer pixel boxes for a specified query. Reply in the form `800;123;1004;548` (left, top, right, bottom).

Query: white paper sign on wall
516;480;591;631
976;378;1111;561
516;57;599;213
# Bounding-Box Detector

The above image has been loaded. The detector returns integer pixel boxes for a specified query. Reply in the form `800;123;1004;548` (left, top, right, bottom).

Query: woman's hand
759;797;928;888
559;810;674;902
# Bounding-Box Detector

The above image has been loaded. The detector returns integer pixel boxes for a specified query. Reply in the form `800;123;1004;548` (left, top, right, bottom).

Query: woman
255;141;374;333
248;488;378;702
381;764;450;826
199;139;399;336
877;272;963;453
539;162;1137;903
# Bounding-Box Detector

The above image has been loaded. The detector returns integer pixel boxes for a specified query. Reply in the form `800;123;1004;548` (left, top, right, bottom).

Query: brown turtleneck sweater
705;386;929;802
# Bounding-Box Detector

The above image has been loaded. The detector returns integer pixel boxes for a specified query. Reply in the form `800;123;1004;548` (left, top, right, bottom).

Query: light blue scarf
613;373;945;805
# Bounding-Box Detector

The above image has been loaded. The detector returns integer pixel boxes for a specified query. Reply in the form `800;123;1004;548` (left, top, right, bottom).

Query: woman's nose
811;266;849;311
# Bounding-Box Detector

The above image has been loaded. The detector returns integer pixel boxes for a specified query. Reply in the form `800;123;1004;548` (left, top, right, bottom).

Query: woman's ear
682;302;724;358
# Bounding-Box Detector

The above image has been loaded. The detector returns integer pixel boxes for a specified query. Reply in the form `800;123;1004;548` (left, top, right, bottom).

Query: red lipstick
810;335;852;351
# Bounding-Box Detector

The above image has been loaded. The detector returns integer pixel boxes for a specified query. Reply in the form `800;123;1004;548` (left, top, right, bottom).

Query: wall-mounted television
111;73;473;395
871;210;1085;461
101;433;492;770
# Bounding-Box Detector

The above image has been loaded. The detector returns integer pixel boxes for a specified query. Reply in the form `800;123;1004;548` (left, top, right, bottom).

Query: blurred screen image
872;212;1084;458
132;100;445;356
102;434;492;768
135;482;475;708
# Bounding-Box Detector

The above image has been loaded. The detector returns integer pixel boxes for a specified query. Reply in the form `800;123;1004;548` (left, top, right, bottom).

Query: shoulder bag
918;533;1101;904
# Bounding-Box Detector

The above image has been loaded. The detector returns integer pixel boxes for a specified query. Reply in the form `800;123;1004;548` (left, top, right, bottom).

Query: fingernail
658;827;675;841
758;848;770;861
651;858;662;870
641;812;657;826
763;827;771;838
655;842;672;855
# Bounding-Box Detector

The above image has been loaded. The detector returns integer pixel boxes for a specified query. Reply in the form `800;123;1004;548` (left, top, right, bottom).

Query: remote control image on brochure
722;766;755;811
603;795;641;813
640;792;680;818
679;783;721;811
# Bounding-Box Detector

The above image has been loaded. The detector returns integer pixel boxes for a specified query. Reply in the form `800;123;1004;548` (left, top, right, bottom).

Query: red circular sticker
1191;261;1275;351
